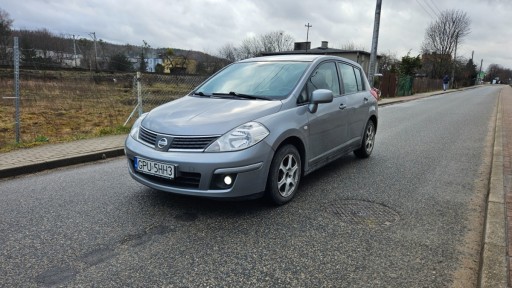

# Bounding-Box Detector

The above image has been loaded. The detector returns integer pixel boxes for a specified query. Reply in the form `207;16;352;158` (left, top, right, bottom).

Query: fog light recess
224;175;233;186
211;174;237;190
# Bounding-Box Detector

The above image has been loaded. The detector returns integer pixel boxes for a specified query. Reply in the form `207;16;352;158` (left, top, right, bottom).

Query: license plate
134;157;175;179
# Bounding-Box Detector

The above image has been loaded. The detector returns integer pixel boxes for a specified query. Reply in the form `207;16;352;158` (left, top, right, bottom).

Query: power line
429;0;442;14
422;0;439;18
416;0;435;19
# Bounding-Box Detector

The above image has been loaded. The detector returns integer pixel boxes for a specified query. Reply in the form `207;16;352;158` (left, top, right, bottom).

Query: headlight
129;113;148;140
205;122;269;152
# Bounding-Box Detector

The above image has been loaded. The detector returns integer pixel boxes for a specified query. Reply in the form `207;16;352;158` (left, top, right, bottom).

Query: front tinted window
196;61;309;99
299;62;340;103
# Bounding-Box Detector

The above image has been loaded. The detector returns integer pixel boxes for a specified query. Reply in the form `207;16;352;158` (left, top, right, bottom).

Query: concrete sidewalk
0;134;126;179
0;85;508;286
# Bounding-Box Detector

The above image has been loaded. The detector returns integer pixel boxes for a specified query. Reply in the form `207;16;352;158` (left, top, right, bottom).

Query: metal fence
1;67;212;151
413;77;443;93
0;36;217;150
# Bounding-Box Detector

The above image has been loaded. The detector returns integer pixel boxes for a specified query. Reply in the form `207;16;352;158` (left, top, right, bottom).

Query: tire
354;120;376;158
266;145;301;205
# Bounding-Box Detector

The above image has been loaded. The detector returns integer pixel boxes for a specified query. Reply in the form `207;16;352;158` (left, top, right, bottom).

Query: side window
298;62;340;104
338;63;358;94
354;67;365;91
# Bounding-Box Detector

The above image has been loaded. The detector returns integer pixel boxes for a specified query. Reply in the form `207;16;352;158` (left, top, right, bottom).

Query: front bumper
124;135;275;198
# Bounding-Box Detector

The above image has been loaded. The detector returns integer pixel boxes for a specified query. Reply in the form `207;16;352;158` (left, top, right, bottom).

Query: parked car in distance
125;55;378;205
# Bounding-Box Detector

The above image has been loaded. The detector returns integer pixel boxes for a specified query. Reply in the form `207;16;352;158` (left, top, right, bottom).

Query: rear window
354;68;365;91
338;63;358;94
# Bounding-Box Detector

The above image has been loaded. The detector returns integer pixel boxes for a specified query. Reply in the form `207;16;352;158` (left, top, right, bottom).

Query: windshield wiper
192;91;211;97
212;91;271;100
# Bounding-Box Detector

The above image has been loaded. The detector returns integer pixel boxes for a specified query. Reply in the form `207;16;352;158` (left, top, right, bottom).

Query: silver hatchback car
125;55;378;204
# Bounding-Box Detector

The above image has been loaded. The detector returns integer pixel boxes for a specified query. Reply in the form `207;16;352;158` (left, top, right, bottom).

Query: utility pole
450;32;459;89
305;23;312;52
368;0;382;87
72;35;77;68
89;32;98;71
14;37;20;143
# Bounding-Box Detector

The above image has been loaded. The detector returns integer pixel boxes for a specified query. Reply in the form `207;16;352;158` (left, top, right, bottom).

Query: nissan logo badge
157;137;168;149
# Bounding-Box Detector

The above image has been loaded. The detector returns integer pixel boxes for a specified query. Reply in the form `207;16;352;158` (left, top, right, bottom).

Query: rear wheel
354;120;376;158
266;145;301;205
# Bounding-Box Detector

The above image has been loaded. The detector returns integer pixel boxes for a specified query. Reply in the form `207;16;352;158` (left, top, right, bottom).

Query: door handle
339;104;347;110
364;97;369;103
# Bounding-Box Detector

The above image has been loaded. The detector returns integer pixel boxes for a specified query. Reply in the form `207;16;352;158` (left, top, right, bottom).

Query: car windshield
195;61;310;100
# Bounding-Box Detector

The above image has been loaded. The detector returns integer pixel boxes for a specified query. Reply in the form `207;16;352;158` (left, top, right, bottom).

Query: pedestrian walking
443;75;450;91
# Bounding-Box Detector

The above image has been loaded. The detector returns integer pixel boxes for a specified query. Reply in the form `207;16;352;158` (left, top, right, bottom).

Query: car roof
238;54;362;68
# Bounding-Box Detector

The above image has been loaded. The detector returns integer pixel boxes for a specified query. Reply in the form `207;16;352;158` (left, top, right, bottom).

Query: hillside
10;28;225;73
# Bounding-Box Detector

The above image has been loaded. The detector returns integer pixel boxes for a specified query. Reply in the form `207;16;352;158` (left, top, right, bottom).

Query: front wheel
266;145;301;205
354;120;376;158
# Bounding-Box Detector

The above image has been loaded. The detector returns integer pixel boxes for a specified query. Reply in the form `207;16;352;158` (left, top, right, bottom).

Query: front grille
170;137;218;150
139;127;218;150
139;127;157;146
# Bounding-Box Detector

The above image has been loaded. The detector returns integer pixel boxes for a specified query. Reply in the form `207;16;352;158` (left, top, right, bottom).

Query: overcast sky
3;0;512;72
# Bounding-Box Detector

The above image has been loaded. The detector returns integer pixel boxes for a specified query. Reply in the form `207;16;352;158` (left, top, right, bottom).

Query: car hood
141;96;282;135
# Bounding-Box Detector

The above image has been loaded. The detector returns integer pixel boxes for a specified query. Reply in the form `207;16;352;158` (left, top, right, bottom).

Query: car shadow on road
133;185;273;217
133;153;363;214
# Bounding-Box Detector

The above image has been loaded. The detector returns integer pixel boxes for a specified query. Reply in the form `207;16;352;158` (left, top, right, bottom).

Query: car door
351;66;372;140
305;61;350;166
337;62;367;144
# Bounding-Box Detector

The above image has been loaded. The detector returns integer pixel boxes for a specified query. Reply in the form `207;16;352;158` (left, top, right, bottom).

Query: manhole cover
327;200;399;227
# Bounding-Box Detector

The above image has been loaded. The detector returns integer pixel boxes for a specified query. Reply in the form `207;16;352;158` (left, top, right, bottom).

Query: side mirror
308;89;333;113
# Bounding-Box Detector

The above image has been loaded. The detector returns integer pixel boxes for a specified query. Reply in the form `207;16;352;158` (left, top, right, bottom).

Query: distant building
163;57;197;75
262;41;381;76
145;58;163;73
29;49;82;68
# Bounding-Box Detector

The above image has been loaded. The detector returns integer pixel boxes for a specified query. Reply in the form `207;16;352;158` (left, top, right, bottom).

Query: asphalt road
0;86;500;287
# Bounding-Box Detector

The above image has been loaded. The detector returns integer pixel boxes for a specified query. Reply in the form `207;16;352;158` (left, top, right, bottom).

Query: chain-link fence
0;66;213;151
0;35;220;151
0;68;134;149
125;73;210;125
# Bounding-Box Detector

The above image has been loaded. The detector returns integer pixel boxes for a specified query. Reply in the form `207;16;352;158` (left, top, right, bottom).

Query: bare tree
77;37;94;70
237;37;261;60
377;51;399;73
421;9;471;56
486;64;512;84
217;43;237;63
259;30;294;53
0;8;13;65
13;29;76;68
421;9;471;79
339;41;367;51
218;31;294;62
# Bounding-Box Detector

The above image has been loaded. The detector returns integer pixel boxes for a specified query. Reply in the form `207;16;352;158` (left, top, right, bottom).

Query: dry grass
0;69;207;152
0;69;136;152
